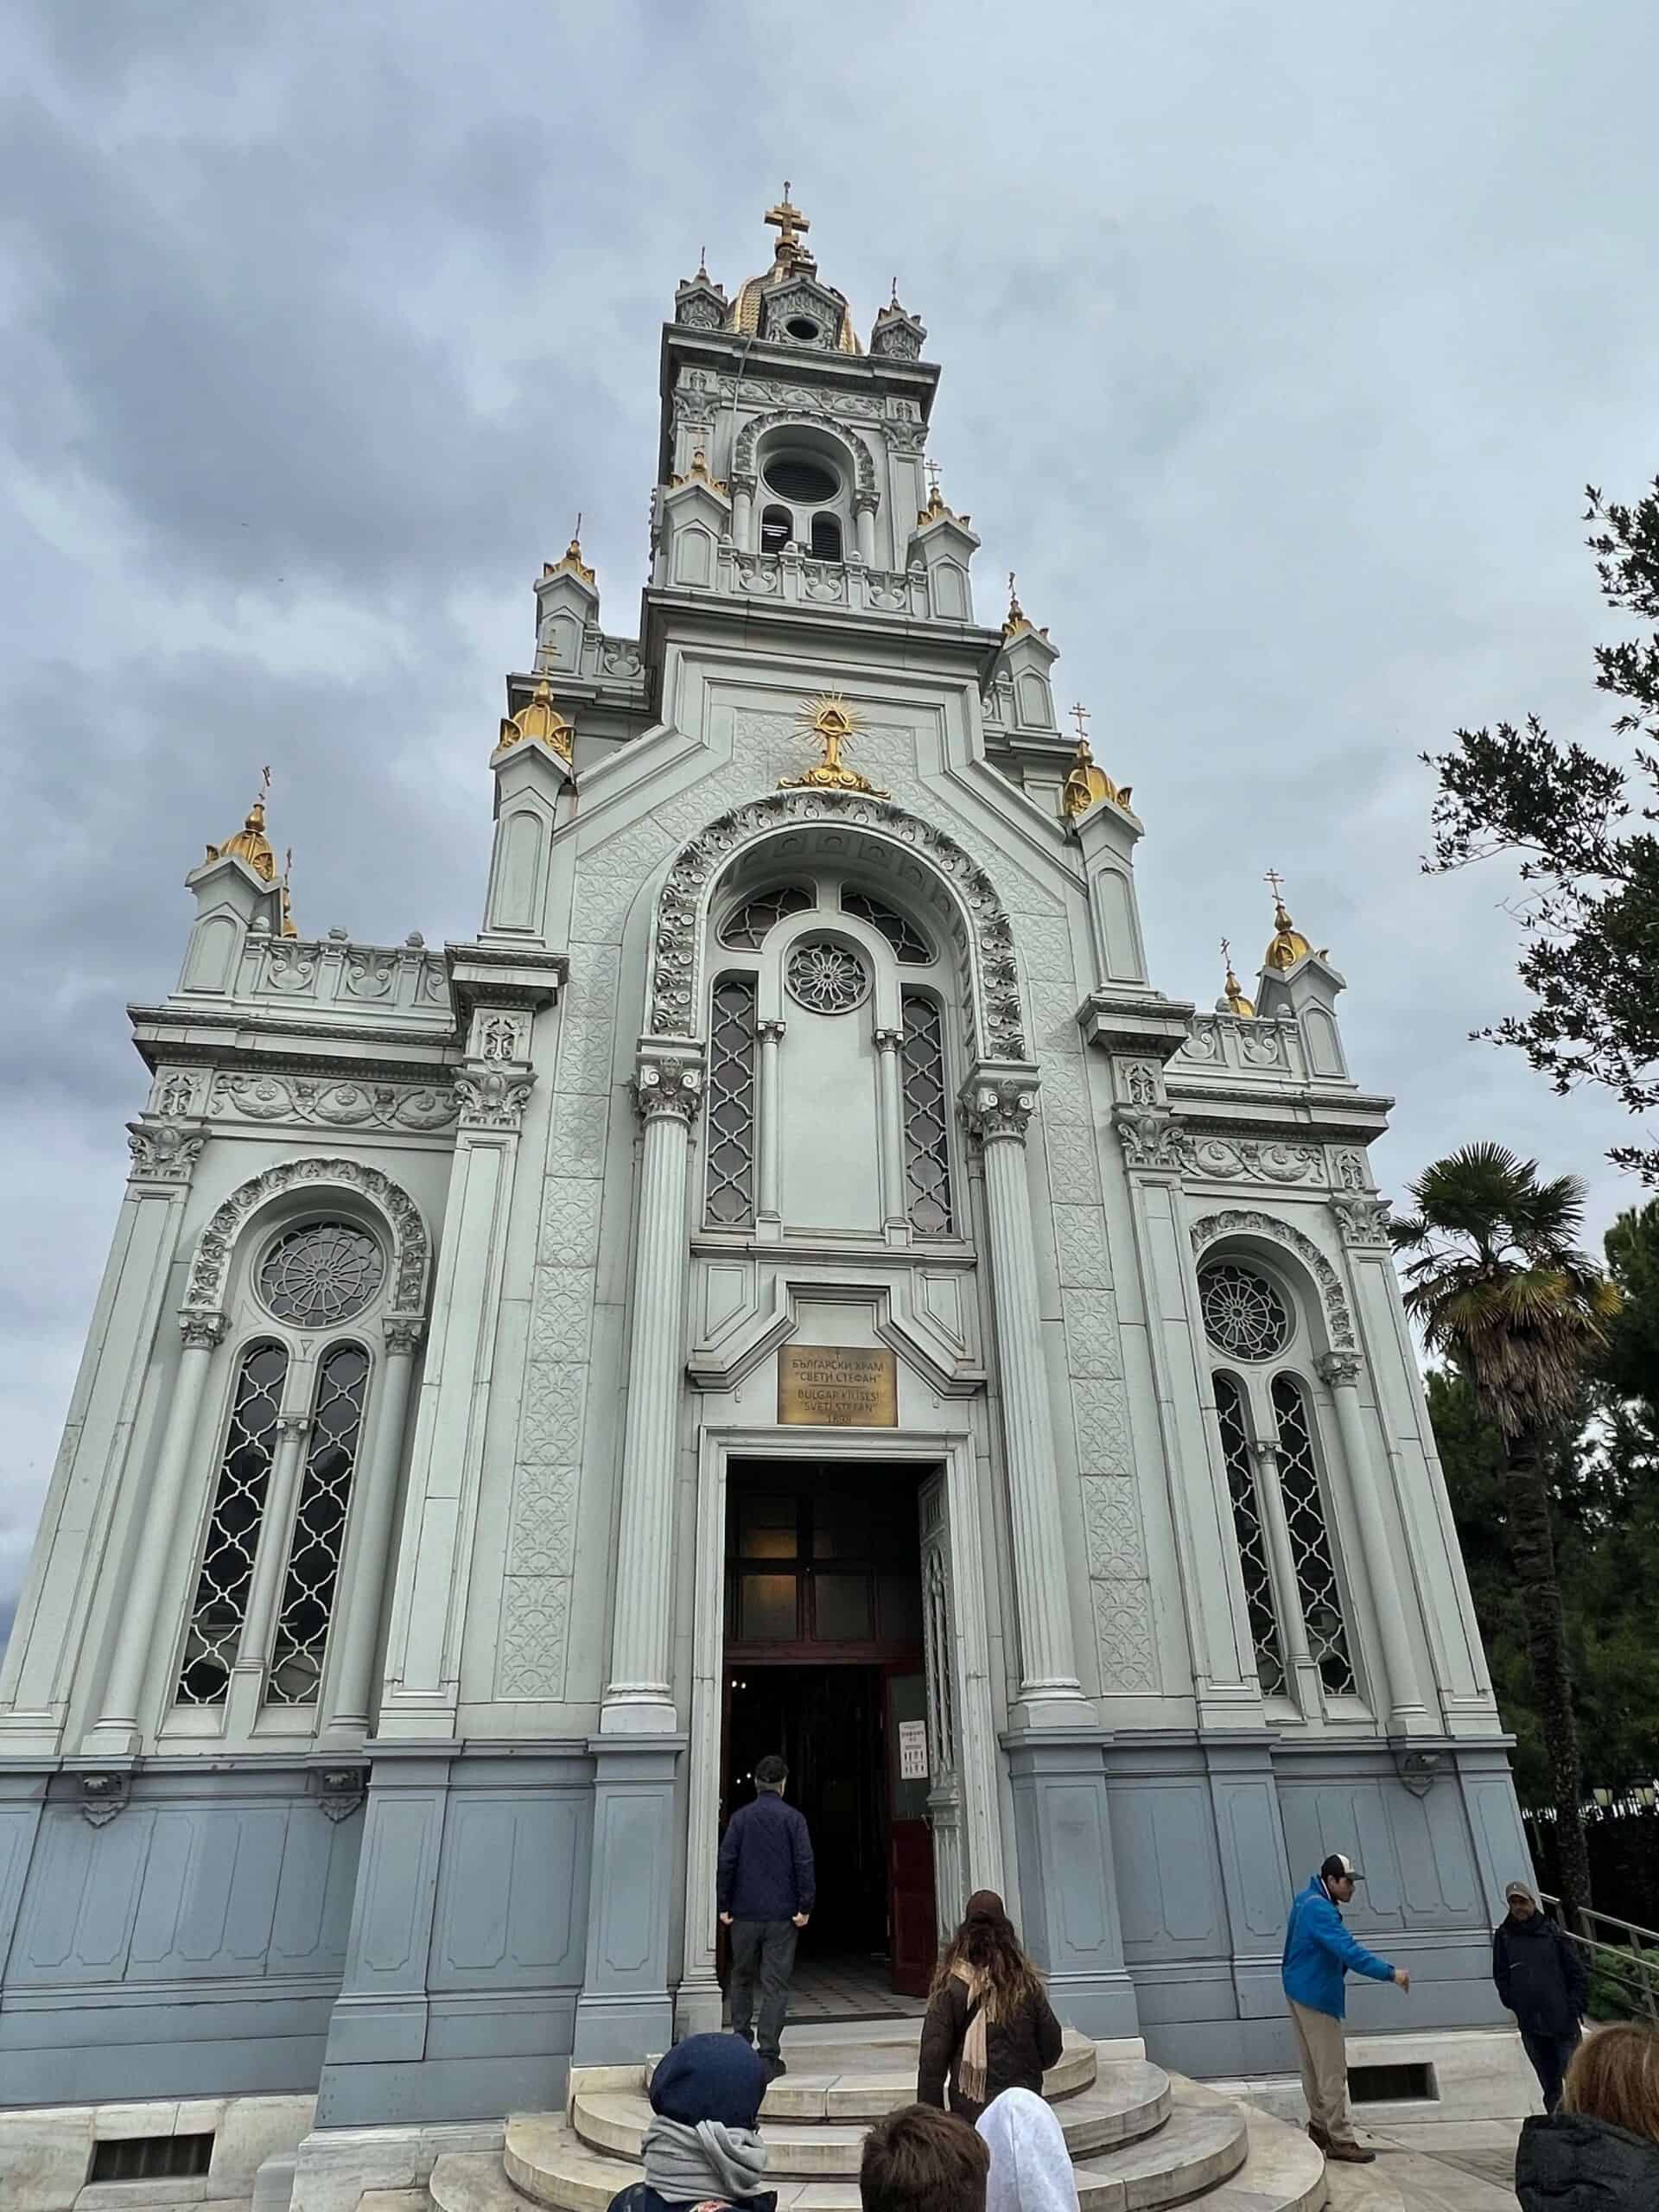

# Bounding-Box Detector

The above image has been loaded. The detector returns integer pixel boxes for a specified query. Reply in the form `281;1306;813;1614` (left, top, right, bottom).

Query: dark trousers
728;1918;798;2058
1521;2027;1581;2113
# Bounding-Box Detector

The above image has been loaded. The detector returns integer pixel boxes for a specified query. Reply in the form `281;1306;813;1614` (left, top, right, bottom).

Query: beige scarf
953;1961;998;2104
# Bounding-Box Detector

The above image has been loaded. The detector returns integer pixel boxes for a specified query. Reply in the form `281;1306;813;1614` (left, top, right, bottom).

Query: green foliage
1423;479;1659;1182
1586;1940;1659;2025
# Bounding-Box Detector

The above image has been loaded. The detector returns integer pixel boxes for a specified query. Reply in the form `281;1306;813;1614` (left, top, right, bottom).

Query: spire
279;846;299;940
763;182;810;265
498;677;575;764
544;515;595;588
1262;869;1315;971
1002;571;1033;639
1061;711;1131;818
206;766;278;883
1217;937;1255;1017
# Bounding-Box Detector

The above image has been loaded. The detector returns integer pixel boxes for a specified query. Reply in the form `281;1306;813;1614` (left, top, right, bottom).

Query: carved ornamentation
649;791;1027;1058
634;1054;703;1124
154;1071;200;1116
126;1122;206;1184
1317;1350;1363;1388
1183;1135;1323;1185
1121;1061;1161;1109
1189;1210;1357;1351
1113;1106;1184;1171
260;941;318;994
78;1770;130;1827
1331;1192;1393;1247
477;1012;524;1062
732;408;879;502
308;1766;369;1823
454;1061;536;1129
382;1315;427;1356
179;1311;230;1351
211;1073;461;1132
344;950;397;1000
1091;1580;1160;1694
1332;1147;1369;1192
963;1075;1037;1146
187;1159;429;1317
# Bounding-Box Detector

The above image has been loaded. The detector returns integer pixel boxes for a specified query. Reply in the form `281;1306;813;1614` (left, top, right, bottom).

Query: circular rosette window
257;1219;385;1325
1198;1262;1293;1361
785;937;871;1015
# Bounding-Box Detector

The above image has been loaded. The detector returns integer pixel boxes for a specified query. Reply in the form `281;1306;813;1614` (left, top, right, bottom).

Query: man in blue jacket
718;1754;816;2081
1281;1852;1410;2164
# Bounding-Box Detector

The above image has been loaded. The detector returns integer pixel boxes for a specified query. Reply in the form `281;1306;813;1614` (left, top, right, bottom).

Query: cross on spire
1220;935;1233;966
765;185;809;252
1263;867;1286;903
925;460;942;496
1070;702;1091;743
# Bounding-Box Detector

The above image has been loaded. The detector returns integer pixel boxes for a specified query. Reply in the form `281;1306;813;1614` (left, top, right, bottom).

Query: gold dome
728;188;861;355
499;678;575;762
1061;738;1130;818
1264;897;1313;972
207;790;277;883
1218;939;1255;1017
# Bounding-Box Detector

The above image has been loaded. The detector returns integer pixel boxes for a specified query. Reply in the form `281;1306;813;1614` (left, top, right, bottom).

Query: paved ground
731;1951;928;2023
1315;2119;1522;2211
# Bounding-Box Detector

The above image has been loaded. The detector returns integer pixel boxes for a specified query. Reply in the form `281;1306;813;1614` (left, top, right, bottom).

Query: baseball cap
1505;1879;1537;1904
1321;1852;1363;1881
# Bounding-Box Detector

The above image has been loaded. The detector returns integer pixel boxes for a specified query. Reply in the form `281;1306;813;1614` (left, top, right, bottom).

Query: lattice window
786;938;869;1014
841;888;932;964
258;1220;384;1325
924;1548;957;1775
900;993;953;1235
1199;1263;1291;1362
176;1342;289;1706
717;883;814;950
1273;1374;1357;1695
1213;1372;1285;1695
706;976;757;1226
265;1343;370;1707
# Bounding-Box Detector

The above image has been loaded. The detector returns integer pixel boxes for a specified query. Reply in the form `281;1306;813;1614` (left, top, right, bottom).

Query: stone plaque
778;1344;899;1427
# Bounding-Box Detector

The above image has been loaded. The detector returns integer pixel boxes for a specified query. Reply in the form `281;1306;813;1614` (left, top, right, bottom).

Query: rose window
785;938;869;1014
1199;1263;1291;1361
258;1220;385;1325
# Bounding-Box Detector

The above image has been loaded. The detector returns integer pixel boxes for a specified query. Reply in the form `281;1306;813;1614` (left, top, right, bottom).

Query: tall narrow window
266;1343;370;1706
900;992;953;1235
706;976;757;1226
760;506;791;553
1213;1373;1285;1694
176;1342;289;1705
1273;1374;1357;1695
809;512;842;561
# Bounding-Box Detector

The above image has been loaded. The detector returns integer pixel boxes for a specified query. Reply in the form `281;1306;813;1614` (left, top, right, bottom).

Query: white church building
0;196;1532;2189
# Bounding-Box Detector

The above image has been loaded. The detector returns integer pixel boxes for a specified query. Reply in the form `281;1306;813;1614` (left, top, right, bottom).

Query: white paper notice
898;1719;929;1782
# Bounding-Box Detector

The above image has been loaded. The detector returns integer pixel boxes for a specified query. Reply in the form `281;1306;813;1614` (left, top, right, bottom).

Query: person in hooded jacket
1281;1853;1410;2164
1493;1880;1589;2113
976;2088;1080;2212
918;1891;1065;2127
1516;2021;1659;2210
606;2032;773;2212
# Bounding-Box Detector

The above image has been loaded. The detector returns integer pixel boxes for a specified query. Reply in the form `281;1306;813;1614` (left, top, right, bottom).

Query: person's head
1505;1879;1538;1923
1563;2024;1659;2144
648;2031;769;2134
933;1890;1045;2016
861;2103;988;2212
754;1754;788;1796
1320;1853;1363;1906
976;2088;1079;2212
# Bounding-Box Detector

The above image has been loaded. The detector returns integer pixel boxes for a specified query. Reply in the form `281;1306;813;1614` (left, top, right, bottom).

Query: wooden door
885;1668;938;1995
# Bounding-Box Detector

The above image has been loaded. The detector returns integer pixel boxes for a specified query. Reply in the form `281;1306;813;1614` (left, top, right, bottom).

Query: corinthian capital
179;1309;229;1351
454;1058;535;1130
1317;1350;1363;1389
633;1051;703;1125
126;1120;207;1185
962;1064;1039;1145
1111;1103;1185;1173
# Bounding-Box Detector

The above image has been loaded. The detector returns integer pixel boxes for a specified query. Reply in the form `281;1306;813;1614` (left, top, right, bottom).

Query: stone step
1195;2108;1328;2212
571;2063;1167;2176
1070;2087;1249;2210
639;2027;1098;2119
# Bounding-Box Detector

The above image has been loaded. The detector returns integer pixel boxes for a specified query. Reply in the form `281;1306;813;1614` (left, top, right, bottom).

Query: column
1318;1351;1430;1728
226;1409;312;1736
321;1319;423;1742
963;1068;1088;1726
855;495;877;566
1249;1438;1322;1716
86;1310;227;1751
730;475;754;554
873;1026;906;1236
755;1018;785;1233
601;1048;702;1732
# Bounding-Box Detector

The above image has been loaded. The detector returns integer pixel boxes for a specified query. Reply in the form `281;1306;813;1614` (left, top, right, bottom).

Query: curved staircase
429;2021;1325;2212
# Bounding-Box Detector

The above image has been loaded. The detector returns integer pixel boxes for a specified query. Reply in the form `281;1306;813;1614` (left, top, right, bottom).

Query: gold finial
917;457;954;526
778;693;889;797
1262;870;1314;971
279;847;299;939
207;765;279;883
696;244;709;280
1002;571;1033;640
1061;729;1129;819
670;444;728;493
1219;936;1255;1018
764;183;810;262
498;677;575;764
546;515;594;588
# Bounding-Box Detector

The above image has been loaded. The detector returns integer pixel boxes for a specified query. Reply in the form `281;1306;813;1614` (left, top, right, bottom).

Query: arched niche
185;1157;431;1321
1189;1207;1357;1353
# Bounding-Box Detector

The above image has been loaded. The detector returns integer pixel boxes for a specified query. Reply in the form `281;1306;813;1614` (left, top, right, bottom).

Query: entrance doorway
721;1461;938;1997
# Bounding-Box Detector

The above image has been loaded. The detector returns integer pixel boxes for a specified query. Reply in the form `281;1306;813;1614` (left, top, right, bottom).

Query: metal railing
1539;1891;1659;2025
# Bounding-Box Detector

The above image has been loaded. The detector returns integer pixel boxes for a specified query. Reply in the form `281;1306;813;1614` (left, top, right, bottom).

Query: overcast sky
3;2;1656;1648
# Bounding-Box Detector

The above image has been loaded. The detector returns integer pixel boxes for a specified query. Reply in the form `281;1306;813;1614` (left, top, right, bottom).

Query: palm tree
1390;1142;1619;1928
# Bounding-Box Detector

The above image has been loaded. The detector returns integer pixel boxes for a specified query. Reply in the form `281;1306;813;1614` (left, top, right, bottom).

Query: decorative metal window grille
258;1220;384;1326
900;993;954;1234
1213;1372;1285;1695
706;976;757;1225
924;1548;956;1775
1273;1374;1357;1695
717;882;814;950
841;888;932;963
785;938;869;1014
265;1343;370;1706
176;1342;289;1705
1199;1263;1292;1361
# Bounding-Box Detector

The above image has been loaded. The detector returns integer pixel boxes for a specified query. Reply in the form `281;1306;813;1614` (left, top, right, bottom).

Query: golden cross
765;184;808;250
1263;868;1286;902
925;460;942;496
1070;702;1091;743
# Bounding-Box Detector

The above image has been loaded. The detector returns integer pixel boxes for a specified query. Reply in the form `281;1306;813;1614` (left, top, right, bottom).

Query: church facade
0;199;1529;2139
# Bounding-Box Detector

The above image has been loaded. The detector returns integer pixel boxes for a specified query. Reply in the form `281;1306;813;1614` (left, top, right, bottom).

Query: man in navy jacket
1281;1853;1410;2164
718;1754;816;2079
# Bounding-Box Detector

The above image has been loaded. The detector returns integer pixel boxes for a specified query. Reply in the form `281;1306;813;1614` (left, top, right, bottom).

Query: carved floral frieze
1183;1135;1323;1185
210;1073;460;1132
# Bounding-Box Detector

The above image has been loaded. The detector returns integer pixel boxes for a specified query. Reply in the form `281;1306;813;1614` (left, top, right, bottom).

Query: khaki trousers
1287;1999;1355;2144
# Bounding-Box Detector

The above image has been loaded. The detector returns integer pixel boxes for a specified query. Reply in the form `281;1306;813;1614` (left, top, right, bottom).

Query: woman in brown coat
917;1891;1065;2126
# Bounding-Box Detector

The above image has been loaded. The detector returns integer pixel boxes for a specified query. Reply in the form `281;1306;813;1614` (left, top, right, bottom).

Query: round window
1199;1263;1292;1361
257;1220;385;1325
785;938;870;1015
763;452;840;505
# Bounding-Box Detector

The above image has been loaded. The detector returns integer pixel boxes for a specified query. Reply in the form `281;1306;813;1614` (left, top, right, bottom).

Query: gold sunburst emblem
779;693;889;797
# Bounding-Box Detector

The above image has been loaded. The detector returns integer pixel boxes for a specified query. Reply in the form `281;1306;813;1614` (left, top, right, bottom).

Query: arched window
718;884;815;950
842;888;932;963
900;992;953;1235
706;976;758;1227
809;512;842;561
176;1341;289;1705
265;1342;371;1706
1212;1371;1285;1694
1273;1373;1357;1695
760;506;791;553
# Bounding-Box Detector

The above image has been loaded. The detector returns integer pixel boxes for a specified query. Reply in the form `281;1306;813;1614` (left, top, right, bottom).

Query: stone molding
1189;1208;1357;1351
185;1157;430;1316
1112;1105;1184;1172
209;1071;461;1132
962;1068;1038;1146
125;1120;207;1185
454;1059;536;1130
179;1309;230;1351
1317;1350;1363;1388
632;1052;704;1126
1183;1135;1324;1185
382;1316;427;1355
1331;1192;1393;1246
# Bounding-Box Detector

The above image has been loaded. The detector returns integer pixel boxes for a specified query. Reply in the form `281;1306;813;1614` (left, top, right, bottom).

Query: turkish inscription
778;1344;899;1428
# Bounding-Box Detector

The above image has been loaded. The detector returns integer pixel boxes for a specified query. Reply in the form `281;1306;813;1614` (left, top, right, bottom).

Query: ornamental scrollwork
1331;1192;1393;1247
179;1310;229;1351
634;1054;703;1125
186;1158;429;1317
126;1122;206;1185
211;1073;460;1133
1188;1209;1356;1351
650;791;1026;1061
963;1074;1038;1146
731;408;879;503
382;1315;428;1356
1317;1351;1363;1388
454;1063;536;1129
1113;1106;1185;1172
1183;1135;1322;1185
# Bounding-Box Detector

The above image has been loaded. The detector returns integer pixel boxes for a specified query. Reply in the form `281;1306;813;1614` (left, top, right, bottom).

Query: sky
3;1;1656;1649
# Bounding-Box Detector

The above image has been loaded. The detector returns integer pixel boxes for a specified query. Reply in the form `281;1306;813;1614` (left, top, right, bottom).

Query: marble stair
429;2020;1326;2212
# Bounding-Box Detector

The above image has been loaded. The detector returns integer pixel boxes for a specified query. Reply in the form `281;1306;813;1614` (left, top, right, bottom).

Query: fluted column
321;1317;423;1742
1248;1438;1322;1716
602;1049;703;1734
755;1018;785;1231
873;1026;907;1234
963;1067;1090;1726
1318;1351;1429;1727
86;1310;227;1751
226;1409;312;1734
